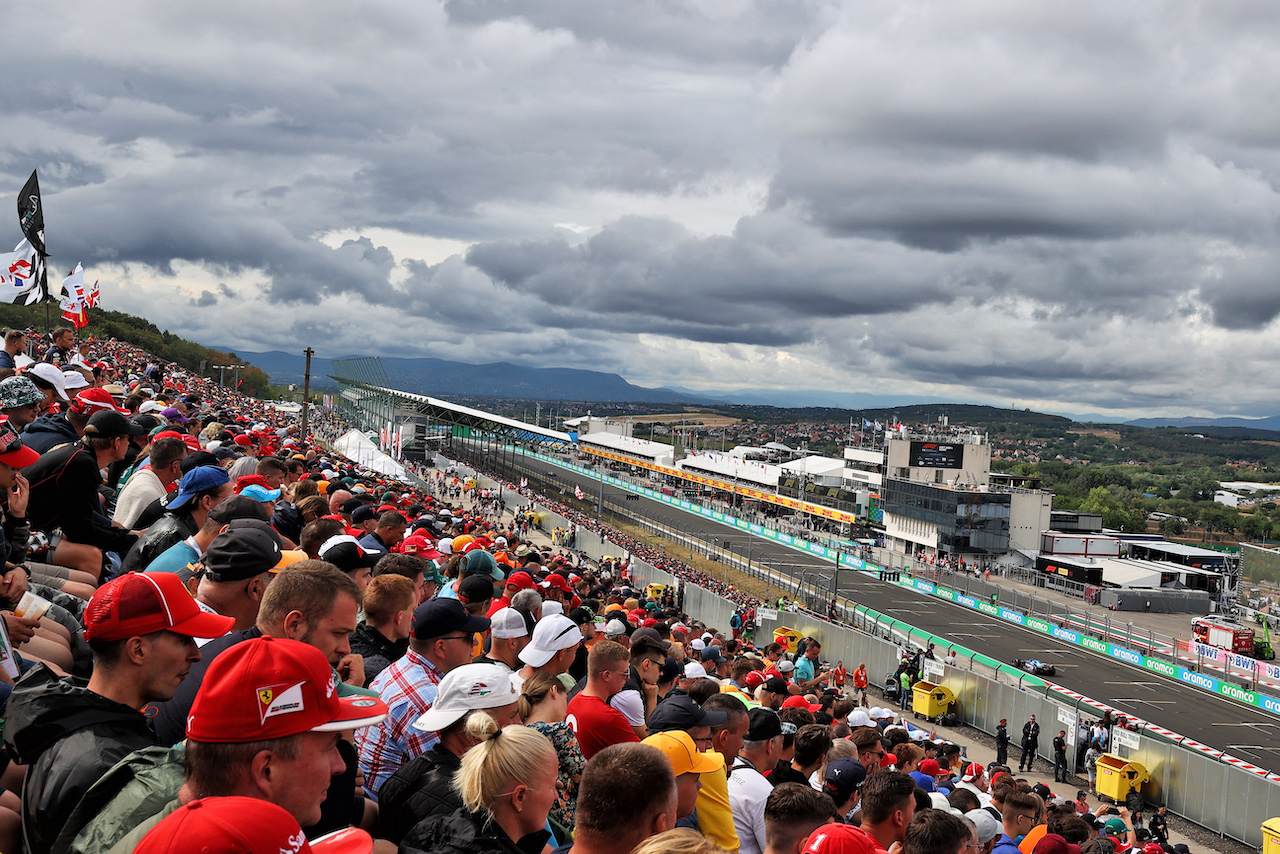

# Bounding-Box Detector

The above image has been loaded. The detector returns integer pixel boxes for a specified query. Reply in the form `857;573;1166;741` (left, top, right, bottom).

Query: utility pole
300;346;314;436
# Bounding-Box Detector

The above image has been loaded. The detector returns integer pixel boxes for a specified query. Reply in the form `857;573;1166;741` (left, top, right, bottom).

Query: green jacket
51;745;184;854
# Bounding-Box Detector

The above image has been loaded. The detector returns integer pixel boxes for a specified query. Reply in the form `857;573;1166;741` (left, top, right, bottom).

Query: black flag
17;169;46;257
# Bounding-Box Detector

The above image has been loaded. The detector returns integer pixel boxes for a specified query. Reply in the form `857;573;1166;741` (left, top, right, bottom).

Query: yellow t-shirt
696;765;740;853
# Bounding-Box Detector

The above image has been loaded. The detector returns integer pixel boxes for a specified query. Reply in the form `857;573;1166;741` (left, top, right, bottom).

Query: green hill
0;304;272;397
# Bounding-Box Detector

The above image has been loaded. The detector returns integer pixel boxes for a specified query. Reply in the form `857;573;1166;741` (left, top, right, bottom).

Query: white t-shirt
728;759;772;854
112;469;166;529
610;688;646;727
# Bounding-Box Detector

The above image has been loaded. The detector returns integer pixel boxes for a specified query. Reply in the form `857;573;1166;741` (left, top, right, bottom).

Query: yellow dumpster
1262;818;1280;854
1095;753;1149;803
774;628;802;654
911;681;955;719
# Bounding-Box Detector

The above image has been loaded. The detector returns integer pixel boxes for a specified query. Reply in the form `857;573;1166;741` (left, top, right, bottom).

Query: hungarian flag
574;485;584;500
0;240;43;305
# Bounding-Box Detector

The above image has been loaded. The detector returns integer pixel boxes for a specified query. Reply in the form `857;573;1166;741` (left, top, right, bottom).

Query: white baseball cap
777;660;795;673
966;809;1001;845
684;662;708;679
605;619;627;637
436;538;454;555
411;663;519;732
847;709;872;727
61;370;90;391
690;639;706;651
490;607;528;640
541;600;564;618
27;363;68;402
518;615;580;667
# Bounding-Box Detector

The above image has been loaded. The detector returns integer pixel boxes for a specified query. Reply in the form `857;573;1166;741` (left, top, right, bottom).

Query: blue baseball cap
166;465;232;510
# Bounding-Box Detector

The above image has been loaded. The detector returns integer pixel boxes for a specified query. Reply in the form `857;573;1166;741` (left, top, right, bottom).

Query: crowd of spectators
0;327;1193;854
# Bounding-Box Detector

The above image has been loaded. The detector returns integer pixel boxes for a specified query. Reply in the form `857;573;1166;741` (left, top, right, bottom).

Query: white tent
330;429;412;481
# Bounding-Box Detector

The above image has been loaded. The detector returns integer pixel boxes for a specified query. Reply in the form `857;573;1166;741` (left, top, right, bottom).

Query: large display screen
909;441;963;469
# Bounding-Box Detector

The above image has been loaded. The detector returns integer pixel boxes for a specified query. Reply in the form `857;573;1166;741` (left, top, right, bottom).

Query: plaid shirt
356;648;445;800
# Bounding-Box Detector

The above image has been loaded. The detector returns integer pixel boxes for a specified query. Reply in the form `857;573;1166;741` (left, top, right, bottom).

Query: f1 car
1012;658;1057;676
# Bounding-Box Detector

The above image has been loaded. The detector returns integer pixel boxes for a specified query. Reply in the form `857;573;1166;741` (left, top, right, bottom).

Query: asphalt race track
495;452;1280;771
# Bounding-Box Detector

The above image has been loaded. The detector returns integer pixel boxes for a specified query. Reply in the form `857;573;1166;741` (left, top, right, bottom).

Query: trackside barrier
456;453;1280;847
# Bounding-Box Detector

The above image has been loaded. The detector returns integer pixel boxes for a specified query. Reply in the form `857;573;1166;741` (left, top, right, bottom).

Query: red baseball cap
83;572;235;642
782;694;822;712
803;823;880;854
0;417;39;468
71;387;128;415
233;434;255;446
506;570;536;591
133;796;374;854
961;761;986;782
540;574;572;593
186;637;388;742
917;758;943;776
742;670;766;690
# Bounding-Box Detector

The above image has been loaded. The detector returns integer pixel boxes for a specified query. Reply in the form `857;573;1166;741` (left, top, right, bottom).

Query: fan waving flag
574;485;584;501
86;279;100;308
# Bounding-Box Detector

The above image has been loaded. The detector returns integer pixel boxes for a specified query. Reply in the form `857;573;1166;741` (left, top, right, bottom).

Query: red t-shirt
566;692;639;760
486;596;511;617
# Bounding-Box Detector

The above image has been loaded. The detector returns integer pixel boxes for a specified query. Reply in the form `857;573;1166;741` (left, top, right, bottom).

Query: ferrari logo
259;688;274;705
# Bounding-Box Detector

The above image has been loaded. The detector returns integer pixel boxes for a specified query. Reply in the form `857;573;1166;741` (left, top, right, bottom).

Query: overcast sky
5;1;1280;419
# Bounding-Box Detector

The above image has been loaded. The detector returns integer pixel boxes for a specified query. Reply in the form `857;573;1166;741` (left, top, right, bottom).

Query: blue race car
1013;658;1057;676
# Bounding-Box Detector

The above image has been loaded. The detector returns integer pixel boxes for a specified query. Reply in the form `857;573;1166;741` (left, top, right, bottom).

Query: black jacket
120;511;198;574
401;806;550;854
1022;721;1040;747
4;665;159;854
21;414;79;455
377;744;464;844
24;443;137;555
349;622;401;688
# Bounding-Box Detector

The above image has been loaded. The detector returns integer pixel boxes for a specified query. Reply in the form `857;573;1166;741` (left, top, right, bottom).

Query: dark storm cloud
9;1;1280;416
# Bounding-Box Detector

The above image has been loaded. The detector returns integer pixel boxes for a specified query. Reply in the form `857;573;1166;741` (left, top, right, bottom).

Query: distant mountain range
218;349;1002;409
1125;416;1280;431
215;347;1280;423
214;349;713;404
